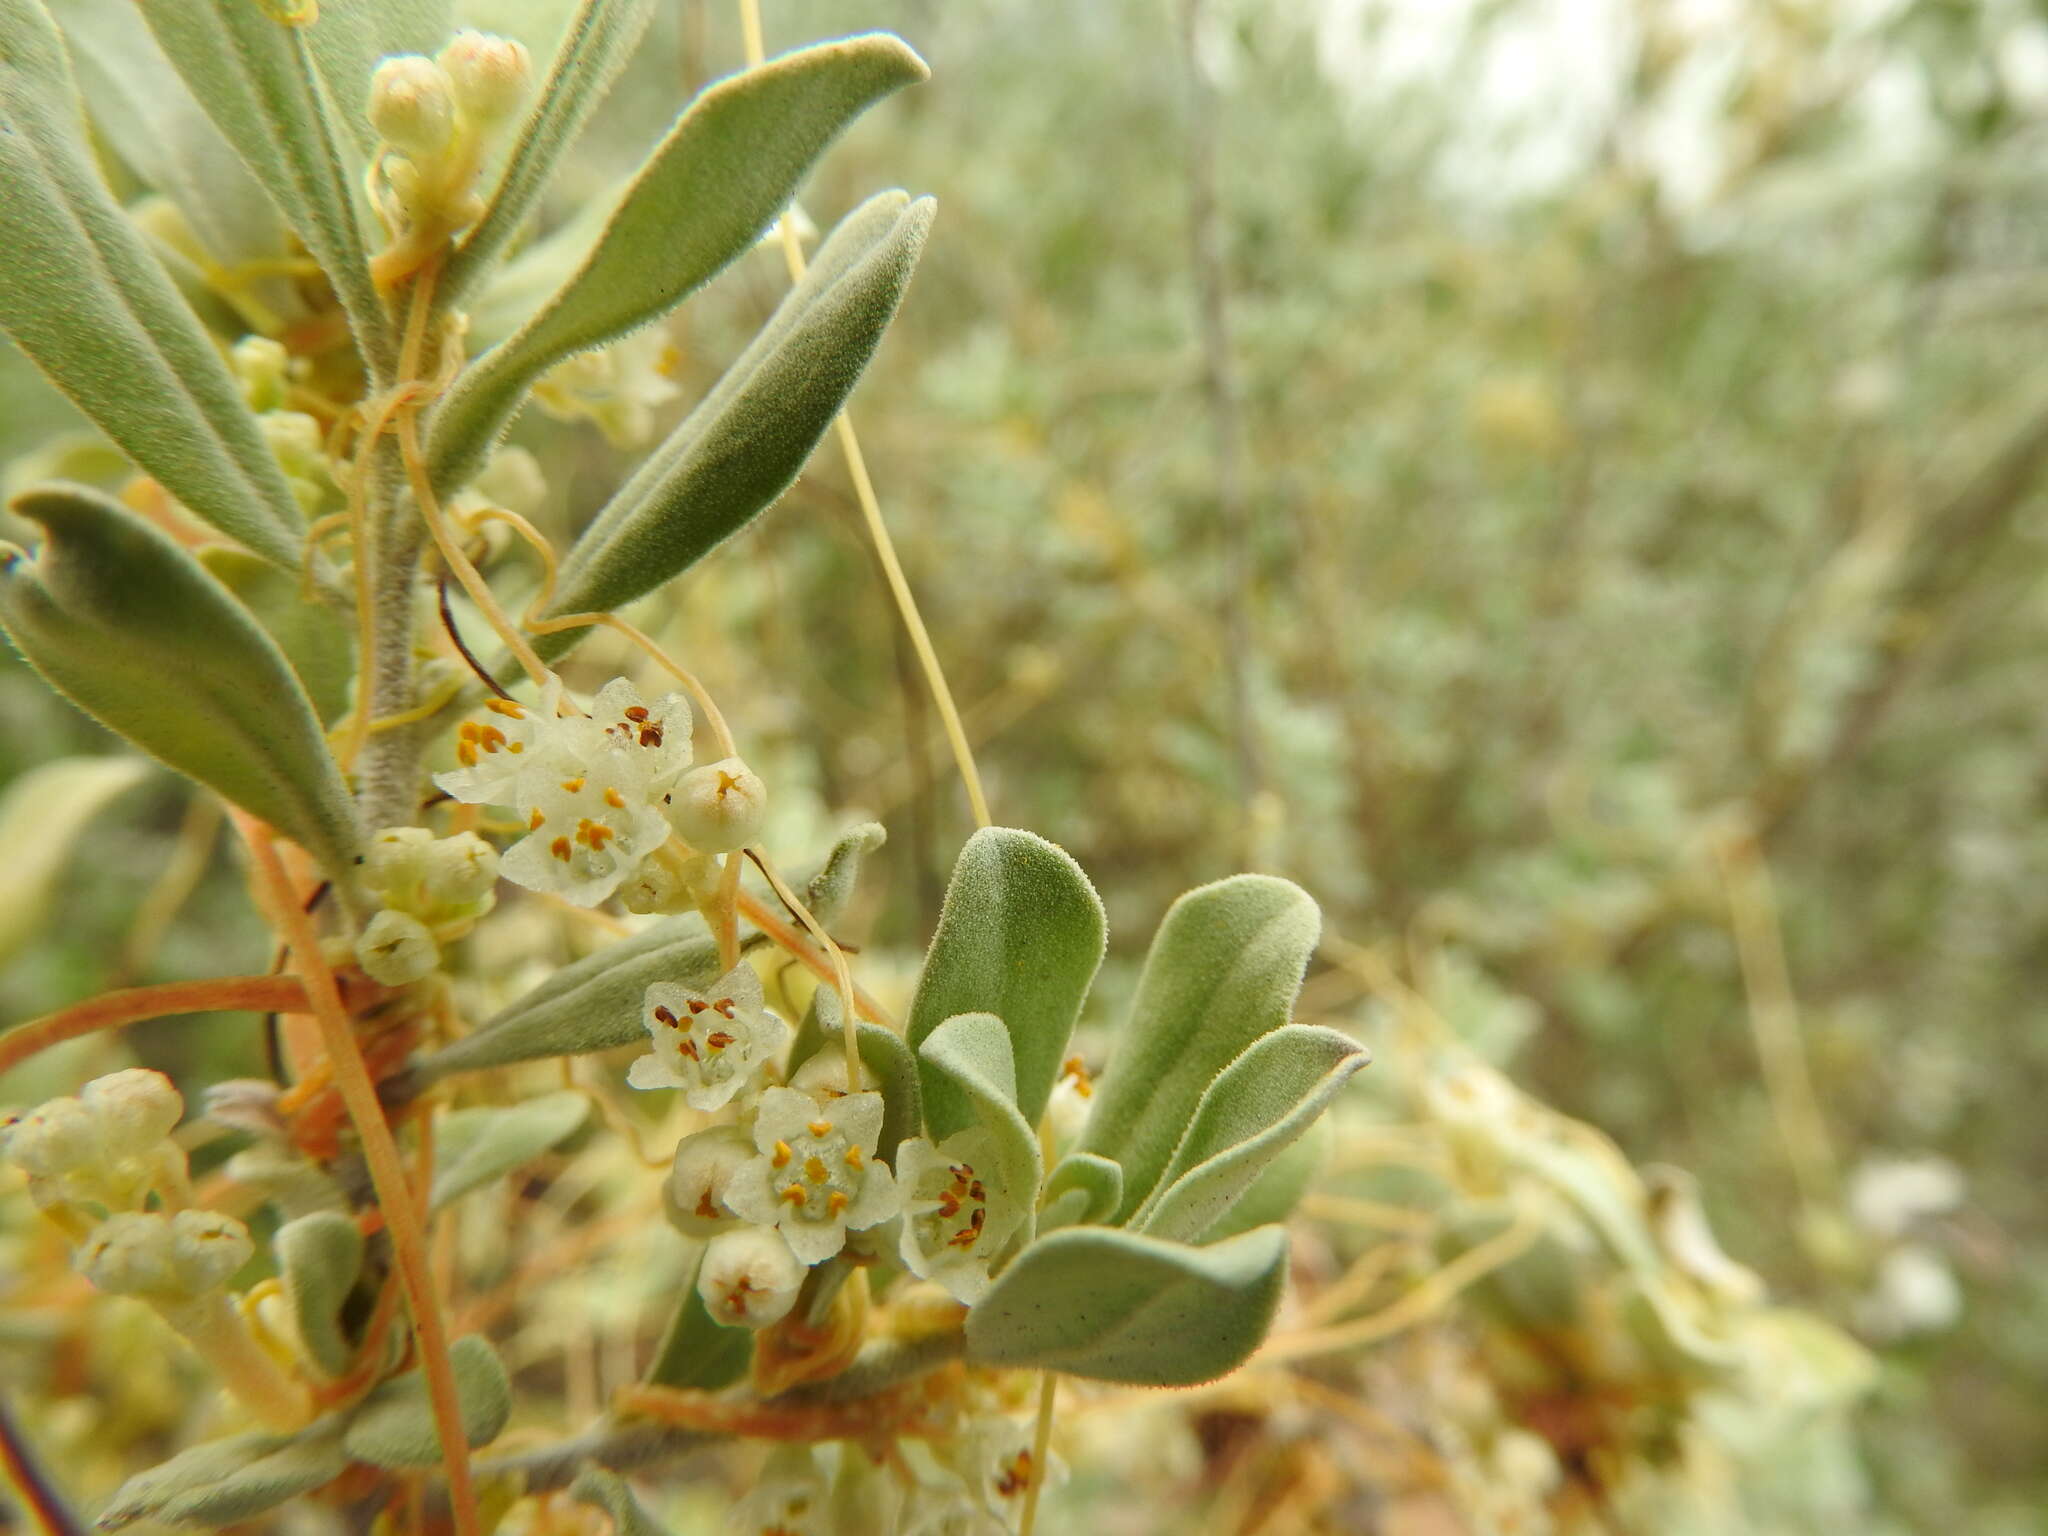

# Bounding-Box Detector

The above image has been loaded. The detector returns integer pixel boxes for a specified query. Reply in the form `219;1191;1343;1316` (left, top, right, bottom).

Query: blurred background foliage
4;0;2047;1530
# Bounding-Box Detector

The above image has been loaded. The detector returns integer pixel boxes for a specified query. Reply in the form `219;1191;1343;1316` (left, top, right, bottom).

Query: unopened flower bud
665;757;767;854
355;908;439;985
788;1047;881;1100
0;1095;100;1180
232;336;290;413
417;830;499;912
365;826;435;897
368;55;456;158
166;1209;256;1294
437;30;531;126
664;1125;754;1237
697;1226;804;1329
82;1069;183;1163
79;1210;248;1300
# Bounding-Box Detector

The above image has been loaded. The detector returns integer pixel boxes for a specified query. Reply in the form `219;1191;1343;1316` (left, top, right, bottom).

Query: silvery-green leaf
642;1245;751;1392
430;1089;588;1209
905;828;1106;1131
275;1211;365;1379
534;191;933;651
57;0;291;277
440;0;659;307
568;1467;675;1536
1136;1025;1367;1242
96;1426;348;1531
0;755;149;969
0;486;362;881
1201;1115;1329;1243
139;0;390;374
198;548;354;723
1437;1202;1583;1331
786;987;921;1159
917;1013;1042;1240
303;0;453;158
427;33;928;492
965;1224;1289;1387
342;1334;511;1468
1080;876;1319;1222
1039;1152;1122;1232
0;0;306;567
401;920;717;1087
804;820;887;930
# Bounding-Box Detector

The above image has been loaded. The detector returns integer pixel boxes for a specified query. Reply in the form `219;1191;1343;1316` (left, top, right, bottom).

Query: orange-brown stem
734;891;898;1032
0;977;310;1079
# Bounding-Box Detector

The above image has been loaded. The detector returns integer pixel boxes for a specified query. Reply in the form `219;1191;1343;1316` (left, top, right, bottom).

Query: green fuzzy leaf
199;548;354;723
276;1210;365;1379
440;0;658;307
342;1334;511;1468
139;0;389;374
804;820;887;930
1080;876;1319;1222
641;1246;752;1392
430;1089;589;1210
1202;1115;1330;1243
428;32;929;492
0;485;363;880
534;191;933;651
906;828;1106;1130
1134;1025;1366;1242
96;1426;348;1531
405;919;718;1086
1039;1152;1123;1232
787;987;922;1159
568;1467;676;1536
57;0;291;274
0;0;306;566
0;755;149;969
302;0;453;159
965;1224;1290;1386
916;1013;1043;1240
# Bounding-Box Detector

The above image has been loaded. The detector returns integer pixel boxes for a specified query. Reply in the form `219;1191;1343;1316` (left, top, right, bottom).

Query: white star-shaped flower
627;964;786;1110
725;1087;899;1265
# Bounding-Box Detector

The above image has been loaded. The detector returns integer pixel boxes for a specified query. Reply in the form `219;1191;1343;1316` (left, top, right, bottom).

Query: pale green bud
258;411;325;479
355;908;439;985
232;337;290;413
0;1095;99;1180
437;30;531;127
664;757;767;854
663;1124;754;1238
365;826;435;898
417;830;499;913
697;1226;804;1329
81;1069;183;1163
79;1210;248;1301
368;55;457;159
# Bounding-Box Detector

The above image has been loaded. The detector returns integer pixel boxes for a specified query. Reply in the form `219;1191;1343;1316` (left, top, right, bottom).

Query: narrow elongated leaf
0;756;149;968
535;192;934;651
428;33;929;492
97;1427;348;1531
57;0;291;275
0;0;305;566
1202;1116;1330;1243
343;1334;511;1467
430;1090;589;1209
440;0;659;306
804;820;887;929
275;1211;365;1379
965;1225;1290;1386
0;486;362;880
1080;876;1319;1221
199;549;354;722
1136;1025;1367;1242
401;920;718;1087
140;0;390;373
905;828;1106;1130
1039;1152;1123;1232
917;1013;1042;1239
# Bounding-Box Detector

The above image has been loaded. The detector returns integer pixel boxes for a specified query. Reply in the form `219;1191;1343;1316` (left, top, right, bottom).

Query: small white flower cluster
435;675;768;908
231;337;330;516
354;825;501;984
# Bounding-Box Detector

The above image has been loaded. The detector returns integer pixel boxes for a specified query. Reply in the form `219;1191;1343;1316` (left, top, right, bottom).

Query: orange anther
550;835;572;862
485;698;525;718
808;1120;833;1139
771;1139;793;1168
604;786;626;808
826;1190;850;1216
